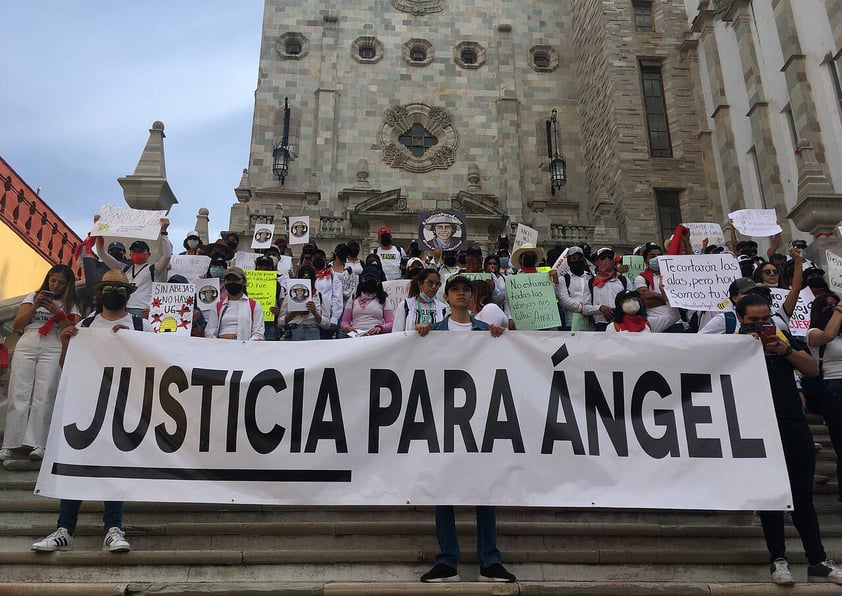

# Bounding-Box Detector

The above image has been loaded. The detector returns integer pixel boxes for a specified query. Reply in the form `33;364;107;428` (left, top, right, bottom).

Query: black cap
129;240;150;252
444;274;472;294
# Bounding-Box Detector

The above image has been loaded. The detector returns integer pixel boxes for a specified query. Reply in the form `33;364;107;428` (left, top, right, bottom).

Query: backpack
723;312;737;334
216;298;257;318
123;263;155;281
81;314;144;331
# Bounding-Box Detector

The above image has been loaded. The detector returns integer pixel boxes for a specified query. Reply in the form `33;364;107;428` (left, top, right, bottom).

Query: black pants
821;379;842;498
759;417;826;565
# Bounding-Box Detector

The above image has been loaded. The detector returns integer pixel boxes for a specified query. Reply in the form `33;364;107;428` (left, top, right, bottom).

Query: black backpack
81;314;144;331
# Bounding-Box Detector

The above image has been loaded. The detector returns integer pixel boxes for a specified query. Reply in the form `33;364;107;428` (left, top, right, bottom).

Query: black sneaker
808;559;842;583
479;562;516;582
420;563;459;582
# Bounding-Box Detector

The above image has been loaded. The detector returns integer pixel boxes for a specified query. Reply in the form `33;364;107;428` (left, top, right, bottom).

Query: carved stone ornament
392;0;446;16
379;103;458;173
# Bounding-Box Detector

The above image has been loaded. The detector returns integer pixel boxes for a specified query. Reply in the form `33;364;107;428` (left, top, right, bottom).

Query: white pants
2;329;62;449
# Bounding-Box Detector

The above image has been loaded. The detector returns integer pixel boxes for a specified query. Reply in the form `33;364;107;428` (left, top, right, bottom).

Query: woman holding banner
340;267;394;336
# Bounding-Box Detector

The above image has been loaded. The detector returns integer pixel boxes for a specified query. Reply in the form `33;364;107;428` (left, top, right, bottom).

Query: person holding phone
0;265;80;462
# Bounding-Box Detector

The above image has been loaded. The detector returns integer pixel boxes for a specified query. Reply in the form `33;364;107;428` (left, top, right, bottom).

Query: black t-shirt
764;338;807;421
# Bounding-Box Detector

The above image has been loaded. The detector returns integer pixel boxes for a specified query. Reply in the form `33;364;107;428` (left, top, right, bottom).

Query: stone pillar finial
787;139;842;236
117;120;178;212
354;159;371;189
195;208;210;245
467;163;481;192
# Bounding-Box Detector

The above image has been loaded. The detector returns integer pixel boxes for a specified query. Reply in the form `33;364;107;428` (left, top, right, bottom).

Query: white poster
169;255;211;281
288;217;310;245
658;254;740;312
252;224;275;249
770;288;815;337
286;278;312;312
382;280;412;313
512;224;538;251
194;278;220;315
233;251;260;271
551;248;571;275
148;282;195;335
826;251;842;296
277;255;294;278
684;222;725;254
92;205;167;240
38;332;791;511
728;209;781;237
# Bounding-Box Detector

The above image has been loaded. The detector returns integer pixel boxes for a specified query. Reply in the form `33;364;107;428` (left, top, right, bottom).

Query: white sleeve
204;305;219;337
330;275;344;325
698;314;726;334
154;235;174;281
393;299;408;332
250;301;265;340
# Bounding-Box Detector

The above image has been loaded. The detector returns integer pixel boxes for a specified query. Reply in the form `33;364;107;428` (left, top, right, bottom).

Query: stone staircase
2;421;842;594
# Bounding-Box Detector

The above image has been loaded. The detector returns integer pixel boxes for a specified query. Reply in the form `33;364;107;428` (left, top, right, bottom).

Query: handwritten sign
233;251;260;271
169;255;211;281
288;216;310;245
512;224;539;251
194;278;219;314
286;279;312;312
827;251;842;296
684;222;725;254
382;280;412;313
252;224;275;249
505;273;561;330
92;205;167;240
551;248;571;275
244;270;278;322
770;288;815;337
658;254;740;312
149;283;194;335
623;255;646;282
728;209;781;237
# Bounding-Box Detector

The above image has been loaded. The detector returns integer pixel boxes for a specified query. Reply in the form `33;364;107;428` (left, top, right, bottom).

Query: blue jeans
434;505;501;569
57;500;123;534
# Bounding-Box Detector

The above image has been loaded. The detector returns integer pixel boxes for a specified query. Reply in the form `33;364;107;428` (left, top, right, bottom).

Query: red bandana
614;315;648;332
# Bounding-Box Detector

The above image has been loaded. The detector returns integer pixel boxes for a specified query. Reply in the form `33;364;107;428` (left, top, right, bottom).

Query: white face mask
621;300;640;315
187;239;199;249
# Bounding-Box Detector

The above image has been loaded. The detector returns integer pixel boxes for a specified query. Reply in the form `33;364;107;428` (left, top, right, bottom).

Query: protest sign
286;279;312;312
40;331;791;511
149;282;194;335
92;205;167;240
728;209;781;237
658;254;740;312
277;255;294;277
770;288;814;337
169;255;211;281
194;278;219;314
505;273;561;330
252;224;275;249
288;217;310;245
418;211;466;251
512;224;538;251
233;251;259;271
827;251;842;295
684;222;725;254
623;255;645;282
551;248;571;275
245;270;278;322
460;273;493;282
382;280;411;313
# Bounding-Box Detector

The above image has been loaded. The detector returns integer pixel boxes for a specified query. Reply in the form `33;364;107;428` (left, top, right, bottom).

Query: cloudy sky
1;1;264;245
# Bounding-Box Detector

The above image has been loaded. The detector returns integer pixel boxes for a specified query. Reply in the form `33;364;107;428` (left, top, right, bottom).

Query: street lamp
273;97;292;184
546;108;567;195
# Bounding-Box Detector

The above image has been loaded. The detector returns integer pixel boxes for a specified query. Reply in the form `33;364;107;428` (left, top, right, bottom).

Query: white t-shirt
448;319;474;332
21;293;81;333
374;246;404;281
808;331;842;380
80;312;154;332
605;322;652;333
633;273;679;332
475;303;508;328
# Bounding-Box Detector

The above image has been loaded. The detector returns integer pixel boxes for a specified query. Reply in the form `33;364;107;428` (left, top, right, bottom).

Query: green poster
623;255;645;282
504;272;561;330
245;270;278;322
460;272;493;282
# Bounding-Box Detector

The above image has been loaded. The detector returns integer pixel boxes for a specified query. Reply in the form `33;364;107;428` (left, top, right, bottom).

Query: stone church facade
229;0;720;254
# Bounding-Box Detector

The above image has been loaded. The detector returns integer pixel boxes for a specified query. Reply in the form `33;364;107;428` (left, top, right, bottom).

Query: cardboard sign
382;280;412;313
827;251;842;296
288;217;310;245
658;254;740;312
286;279;312;312
92;205;167;240
418;211;466;251
252;224;275;249
505;273;561;330
149;282;195;335
770;288;815;337
728;209;781;237
245;270;278;322
684;222;725;254
194;278;220;314
169;255;211;281
512;224;539;251
623;255;646;282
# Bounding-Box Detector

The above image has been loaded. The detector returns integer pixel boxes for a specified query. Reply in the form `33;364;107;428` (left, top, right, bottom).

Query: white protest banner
382;280;411;313
149;282;194;335
658;254;740;312
194;278;219;314
505;273;561;330
92;205;167;240
286;279;312;312
684;222;725;254
169;255;211;281
512;224;538;251
728;209;781;237
827;251;842;295
233;251;260;271
38;331;791;511
770;288;814;337
289;217;310;245
245;270;278;322
252;224;275;249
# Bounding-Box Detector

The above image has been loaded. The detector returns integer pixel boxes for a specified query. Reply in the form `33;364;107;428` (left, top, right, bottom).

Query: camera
789;239;807;250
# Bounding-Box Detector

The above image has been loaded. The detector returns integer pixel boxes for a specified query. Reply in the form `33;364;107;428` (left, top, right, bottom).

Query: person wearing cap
340;266;394;336
587;247;629;331
204;240;235;264
95;215;172;317
634;243;682;333
372;226;405;281
180;231;204;256
555;246;597;330
405;256;425;279
804;266;830;298
204;267;264;341
416;274;513;584
106;241;131;266
312;248;344;338
224;232;240;256
31;269;153;556
279;265;331;340
426;216;462;250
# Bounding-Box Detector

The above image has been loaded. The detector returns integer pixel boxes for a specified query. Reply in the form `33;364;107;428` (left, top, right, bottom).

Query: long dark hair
410;268;440;298
39;264;78;313
471;280;493;311
355;275;388;304
810;292;841;331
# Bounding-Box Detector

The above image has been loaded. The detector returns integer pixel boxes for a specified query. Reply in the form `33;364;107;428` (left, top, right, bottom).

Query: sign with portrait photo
194;278;220;315
419;211;466;251
251;224;275;249
286;279;312;312
288;217;310;245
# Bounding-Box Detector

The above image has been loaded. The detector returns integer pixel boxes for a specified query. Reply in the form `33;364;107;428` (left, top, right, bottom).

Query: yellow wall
0;226;54;301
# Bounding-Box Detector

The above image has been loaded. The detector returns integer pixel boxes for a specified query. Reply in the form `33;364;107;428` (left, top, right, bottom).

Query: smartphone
40;290;54;299
789;239;807;250
761;324;777;346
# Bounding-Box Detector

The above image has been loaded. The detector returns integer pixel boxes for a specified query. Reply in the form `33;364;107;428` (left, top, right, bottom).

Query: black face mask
313;258;326;270
225;283;244;295
380;234;392;246
359;281;378;294
807;278;828;290
443;256;457;267
569;260;587;276
101;291;128;311
226;241;238;250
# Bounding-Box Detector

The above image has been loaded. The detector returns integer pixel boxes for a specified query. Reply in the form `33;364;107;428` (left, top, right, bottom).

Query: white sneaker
0;448;13;461
103;527;131;552
31;528;73;552
771;558;795;585
808;559;842;583
29;446;45;461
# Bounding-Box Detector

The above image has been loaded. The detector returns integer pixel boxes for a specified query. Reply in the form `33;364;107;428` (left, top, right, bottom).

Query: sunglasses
101;286;128;296
761;268;779;275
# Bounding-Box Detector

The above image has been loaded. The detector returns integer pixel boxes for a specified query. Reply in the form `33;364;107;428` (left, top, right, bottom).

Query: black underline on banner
52;463;351;483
